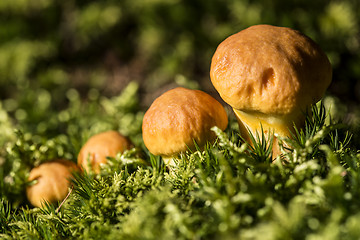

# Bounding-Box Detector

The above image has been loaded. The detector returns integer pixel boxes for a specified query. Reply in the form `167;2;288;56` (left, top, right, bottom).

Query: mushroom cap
77;130;133;173
142;87;228;157
210;24;332;115
26;159;79;207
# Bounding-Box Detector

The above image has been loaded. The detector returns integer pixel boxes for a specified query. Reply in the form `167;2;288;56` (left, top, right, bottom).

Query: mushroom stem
233;108;305;157
162;156;176;167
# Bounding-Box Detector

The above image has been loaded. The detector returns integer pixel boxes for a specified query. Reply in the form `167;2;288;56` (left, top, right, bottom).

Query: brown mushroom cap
142;87;228;157
77;130;133;173
26;159;79;207
210;24;332;115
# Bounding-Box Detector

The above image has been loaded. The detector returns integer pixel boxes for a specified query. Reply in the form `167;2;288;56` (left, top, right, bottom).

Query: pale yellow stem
233;108;304;158
162;156;177;167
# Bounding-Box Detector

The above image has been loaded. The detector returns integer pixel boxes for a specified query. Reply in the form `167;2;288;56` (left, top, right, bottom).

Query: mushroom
26;159;79;207
142;87;228;165
77;130;133;173
210;24;332;157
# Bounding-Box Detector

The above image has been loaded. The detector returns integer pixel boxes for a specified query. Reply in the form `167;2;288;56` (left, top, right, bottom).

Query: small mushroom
142;87;228;165
77;130;133;173
26;159;79;208
210;25;332;157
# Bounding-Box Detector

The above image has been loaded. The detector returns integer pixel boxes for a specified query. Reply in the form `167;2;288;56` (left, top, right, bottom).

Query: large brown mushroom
77;130;133;173
210;24;332;157
26;159;79;208
142;87;228;165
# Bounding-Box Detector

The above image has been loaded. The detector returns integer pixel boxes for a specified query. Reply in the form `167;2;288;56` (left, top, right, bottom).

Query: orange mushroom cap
77;130;133;173
26;159;79;207
142;87;228;157
210;24;332;116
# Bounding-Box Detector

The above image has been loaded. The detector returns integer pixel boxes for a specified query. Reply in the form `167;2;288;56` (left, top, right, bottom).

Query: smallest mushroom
142;87;228;165
77;130;133;174
26;159;79;208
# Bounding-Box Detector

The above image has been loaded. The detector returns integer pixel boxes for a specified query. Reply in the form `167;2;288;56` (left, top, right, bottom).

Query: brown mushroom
210;24;332;157
26;159;79;208
77;130;133;173
142;87;228;165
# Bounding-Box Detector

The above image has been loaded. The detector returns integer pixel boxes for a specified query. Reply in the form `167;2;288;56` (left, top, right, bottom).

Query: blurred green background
0;0;359;131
